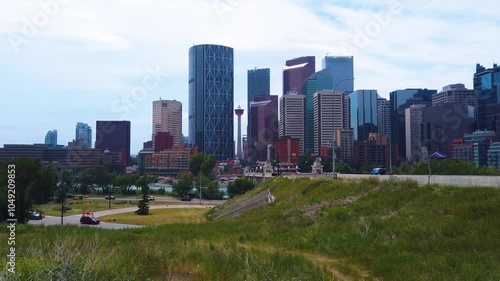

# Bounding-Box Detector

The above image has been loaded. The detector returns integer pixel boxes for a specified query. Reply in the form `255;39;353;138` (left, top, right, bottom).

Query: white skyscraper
152;99;182;147
313;90;350;154
405;104;426;162
279;93;305;154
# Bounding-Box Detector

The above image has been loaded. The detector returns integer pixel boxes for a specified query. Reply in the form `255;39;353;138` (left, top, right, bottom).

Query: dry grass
99;208;209;226
39;199;181;216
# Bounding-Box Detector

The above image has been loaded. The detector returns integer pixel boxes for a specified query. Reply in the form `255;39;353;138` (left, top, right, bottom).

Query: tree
297;155;313;173
202;180;223;200
113;174;140;195
88;166;113;194
172;172;194;198
193;173;221;200
189;153;205;177
189;153;217;179
135;176;155;215
76;168;94;194
0;158;41;223
227;178;255;198
201;154;217;179
31;164;57;204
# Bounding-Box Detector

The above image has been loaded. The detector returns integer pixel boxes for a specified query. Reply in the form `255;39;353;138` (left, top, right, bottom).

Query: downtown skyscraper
279;93;305;154
313;90;350;154
349;90;379;142
95;121;131;167
188;44;234;160
152;99;182;148
247;67;270;158
474;63;500;133
389;88;436;162
75;122;92;149
247;68;270;113
44;130;57;148
248;95;279;161
322;56;354;92
283;56;315;95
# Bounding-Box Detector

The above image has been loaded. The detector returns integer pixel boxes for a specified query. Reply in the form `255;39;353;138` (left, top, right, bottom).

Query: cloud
1;0;499;154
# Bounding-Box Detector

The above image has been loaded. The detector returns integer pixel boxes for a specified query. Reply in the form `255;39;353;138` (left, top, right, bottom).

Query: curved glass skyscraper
189;44;234;160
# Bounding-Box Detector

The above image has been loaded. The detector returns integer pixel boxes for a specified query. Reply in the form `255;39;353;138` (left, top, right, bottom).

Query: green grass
38;199;183;216
2;177;499;280
100;208;209;226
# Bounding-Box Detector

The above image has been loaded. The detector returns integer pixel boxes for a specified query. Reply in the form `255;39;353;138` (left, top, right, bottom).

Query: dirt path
238;243;379;281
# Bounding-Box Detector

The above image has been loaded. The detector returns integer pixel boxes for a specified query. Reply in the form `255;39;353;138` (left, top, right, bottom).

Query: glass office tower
322;56;354;92
349;90;379;141
188;44;234;160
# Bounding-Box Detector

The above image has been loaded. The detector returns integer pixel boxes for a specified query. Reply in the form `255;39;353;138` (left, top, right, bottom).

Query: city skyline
1;1;499;155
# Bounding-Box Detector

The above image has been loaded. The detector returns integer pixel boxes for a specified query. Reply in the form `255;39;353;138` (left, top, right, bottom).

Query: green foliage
201;154;217;179
0;158;45;223
31;164;57;204
172;172;194;197
189;153;204;176
227;178;256;198
135;176;155;215
297;154;313;173
0;158;57;223
77;166;113;194
202;181;223;200
189;153;217;179
113;173;140;195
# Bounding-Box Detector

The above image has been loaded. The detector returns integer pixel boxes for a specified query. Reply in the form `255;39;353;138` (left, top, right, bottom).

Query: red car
80;212;100;225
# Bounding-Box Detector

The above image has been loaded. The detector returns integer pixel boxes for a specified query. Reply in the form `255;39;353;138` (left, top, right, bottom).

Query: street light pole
331;77;355;179
199;173;202;205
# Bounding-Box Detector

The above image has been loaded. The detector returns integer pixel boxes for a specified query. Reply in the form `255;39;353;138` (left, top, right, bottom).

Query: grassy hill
2;177;499;280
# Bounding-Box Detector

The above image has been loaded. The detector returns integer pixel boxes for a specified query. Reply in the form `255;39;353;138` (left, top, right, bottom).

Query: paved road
89;195;226;205
28;204;215;230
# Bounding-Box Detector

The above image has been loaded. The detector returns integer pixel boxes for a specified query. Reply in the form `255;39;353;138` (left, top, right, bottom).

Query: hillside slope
2;177;499;280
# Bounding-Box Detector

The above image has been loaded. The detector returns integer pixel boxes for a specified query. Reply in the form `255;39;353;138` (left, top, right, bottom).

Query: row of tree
0;158;159;222
172;153;256;199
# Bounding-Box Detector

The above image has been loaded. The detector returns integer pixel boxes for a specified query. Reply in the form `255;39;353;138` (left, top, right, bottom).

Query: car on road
80;212;100;225
180;196;192;201
147;195;155;201
371;167;387;175
105;195;116;200
29;211;43;220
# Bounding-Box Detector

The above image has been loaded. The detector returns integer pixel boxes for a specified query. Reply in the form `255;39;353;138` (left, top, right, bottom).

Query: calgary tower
234;106;244;159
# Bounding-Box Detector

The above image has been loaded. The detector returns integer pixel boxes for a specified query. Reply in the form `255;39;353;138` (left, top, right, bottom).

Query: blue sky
1;0;499;155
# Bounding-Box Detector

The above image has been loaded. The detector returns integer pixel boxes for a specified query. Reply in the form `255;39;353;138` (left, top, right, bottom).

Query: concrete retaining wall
284;173;500;188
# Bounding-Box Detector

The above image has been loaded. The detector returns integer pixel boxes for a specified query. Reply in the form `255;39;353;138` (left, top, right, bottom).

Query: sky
1;0;499;155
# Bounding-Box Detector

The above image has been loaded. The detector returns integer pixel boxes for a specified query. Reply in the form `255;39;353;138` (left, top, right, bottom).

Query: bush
227;179;255;198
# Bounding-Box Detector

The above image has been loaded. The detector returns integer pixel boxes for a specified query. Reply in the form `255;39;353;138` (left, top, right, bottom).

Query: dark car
371;167;387;175
29;211;43;220
80;212;100;225
180;196;192;201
